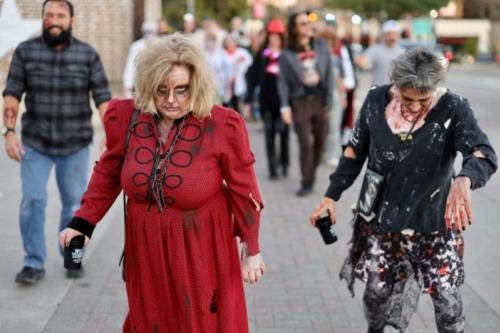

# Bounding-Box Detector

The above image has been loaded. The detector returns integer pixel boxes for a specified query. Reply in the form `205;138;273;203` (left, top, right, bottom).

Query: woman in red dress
59;33;266;333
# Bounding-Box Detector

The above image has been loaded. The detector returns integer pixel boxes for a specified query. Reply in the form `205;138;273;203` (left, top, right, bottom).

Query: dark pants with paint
290;93;329;189
364;275;465;333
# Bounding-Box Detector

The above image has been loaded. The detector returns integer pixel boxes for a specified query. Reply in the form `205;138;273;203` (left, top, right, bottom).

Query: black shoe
66;267;84;279
269;170;278;180
15;266;45;285
296;186;313;197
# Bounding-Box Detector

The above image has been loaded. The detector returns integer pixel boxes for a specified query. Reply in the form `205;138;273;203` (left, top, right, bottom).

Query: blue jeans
20;144;90;269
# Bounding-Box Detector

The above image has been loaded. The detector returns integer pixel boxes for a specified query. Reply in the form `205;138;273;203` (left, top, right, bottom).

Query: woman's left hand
240;243;266;285
445;176;473;233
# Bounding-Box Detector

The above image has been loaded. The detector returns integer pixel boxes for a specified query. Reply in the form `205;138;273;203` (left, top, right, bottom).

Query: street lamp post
187;0;195;16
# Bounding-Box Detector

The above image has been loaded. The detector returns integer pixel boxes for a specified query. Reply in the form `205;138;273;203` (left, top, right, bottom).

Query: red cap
266;19;285;34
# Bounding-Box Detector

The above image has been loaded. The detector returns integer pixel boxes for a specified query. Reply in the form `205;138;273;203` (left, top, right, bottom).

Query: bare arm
3;95;19;128
97;101;109;150
343;146;357;158
3;95;24;161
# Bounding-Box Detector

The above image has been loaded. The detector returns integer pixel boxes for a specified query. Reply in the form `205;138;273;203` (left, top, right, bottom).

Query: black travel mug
64;235;85;269
315;216;338;245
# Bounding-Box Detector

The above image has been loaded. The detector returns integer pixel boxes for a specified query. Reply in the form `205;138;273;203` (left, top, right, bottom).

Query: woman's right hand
309;197;336;226
59;228;89;248
240;243;266;284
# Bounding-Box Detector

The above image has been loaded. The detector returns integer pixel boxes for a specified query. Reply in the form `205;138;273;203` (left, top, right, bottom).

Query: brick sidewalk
44;120;499;333
42;104;500;333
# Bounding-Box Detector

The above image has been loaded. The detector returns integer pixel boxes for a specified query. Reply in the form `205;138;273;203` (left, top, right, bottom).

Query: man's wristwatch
1;126;15;136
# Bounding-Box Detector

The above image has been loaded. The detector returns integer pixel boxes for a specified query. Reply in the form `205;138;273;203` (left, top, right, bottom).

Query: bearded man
2;0;111;284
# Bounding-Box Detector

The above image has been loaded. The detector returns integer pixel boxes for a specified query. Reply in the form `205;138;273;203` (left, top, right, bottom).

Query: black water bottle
315;216;338;245
64;235;85;270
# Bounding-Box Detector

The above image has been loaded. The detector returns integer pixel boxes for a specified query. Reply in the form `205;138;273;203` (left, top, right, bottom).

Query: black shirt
245;48;282;113
3;37;111;155
325;85;497;234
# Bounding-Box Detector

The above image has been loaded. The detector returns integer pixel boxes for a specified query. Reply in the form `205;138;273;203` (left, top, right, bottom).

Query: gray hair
389;48;447;92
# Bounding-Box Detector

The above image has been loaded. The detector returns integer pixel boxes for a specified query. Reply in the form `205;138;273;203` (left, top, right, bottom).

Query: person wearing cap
122;20;159;97
245;18;289;179
358;20;405;86
278;11;334;196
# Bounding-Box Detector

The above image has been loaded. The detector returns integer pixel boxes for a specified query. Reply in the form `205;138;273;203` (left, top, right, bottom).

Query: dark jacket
278;38;334;109
245;48;281;113
325;85;497;234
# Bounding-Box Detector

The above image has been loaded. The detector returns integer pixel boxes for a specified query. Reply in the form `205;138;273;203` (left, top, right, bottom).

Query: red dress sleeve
220;110;264;255
69;99;134;237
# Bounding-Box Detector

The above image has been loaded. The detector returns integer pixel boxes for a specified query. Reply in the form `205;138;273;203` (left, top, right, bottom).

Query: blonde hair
134;33;216;118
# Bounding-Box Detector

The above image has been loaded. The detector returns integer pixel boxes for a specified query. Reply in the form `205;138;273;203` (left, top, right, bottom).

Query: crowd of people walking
121;10;367;197
3;1;497;333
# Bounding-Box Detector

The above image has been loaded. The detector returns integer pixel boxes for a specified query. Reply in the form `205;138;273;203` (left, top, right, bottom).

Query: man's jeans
20;144;90;269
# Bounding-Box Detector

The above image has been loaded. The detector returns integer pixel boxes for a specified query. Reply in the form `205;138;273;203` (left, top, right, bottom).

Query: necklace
397;107;422;142
397;108;425;142
148;116;186;211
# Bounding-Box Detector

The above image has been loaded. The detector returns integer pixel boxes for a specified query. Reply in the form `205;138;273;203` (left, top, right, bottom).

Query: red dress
74;99;263;333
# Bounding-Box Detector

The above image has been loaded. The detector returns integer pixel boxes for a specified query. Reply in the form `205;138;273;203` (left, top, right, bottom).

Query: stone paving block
272;318;313;328
84;313;108;333
295;328;313;333
257;329;290;333
99;329;120;333
43;318;87;333
102;313;125;329
288;300;312;314
254;311;275;326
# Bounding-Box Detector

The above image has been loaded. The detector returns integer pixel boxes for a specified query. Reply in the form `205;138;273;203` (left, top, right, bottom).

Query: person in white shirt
358;20;405;86
203;32;230;103
221;34;253;113
122;20;159;97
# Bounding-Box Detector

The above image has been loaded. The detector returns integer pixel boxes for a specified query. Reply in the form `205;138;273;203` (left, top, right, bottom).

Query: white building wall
435;19;491;53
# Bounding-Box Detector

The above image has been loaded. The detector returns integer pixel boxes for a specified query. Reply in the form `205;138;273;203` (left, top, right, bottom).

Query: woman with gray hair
310;48;497;332
59;33;265;332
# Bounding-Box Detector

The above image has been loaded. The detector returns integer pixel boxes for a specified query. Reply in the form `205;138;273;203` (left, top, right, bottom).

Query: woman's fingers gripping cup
309;197;336;226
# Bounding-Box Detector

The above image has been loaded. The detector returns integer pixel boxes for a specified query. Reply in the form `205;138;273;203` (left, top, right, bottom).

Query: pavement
1;65;500;332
